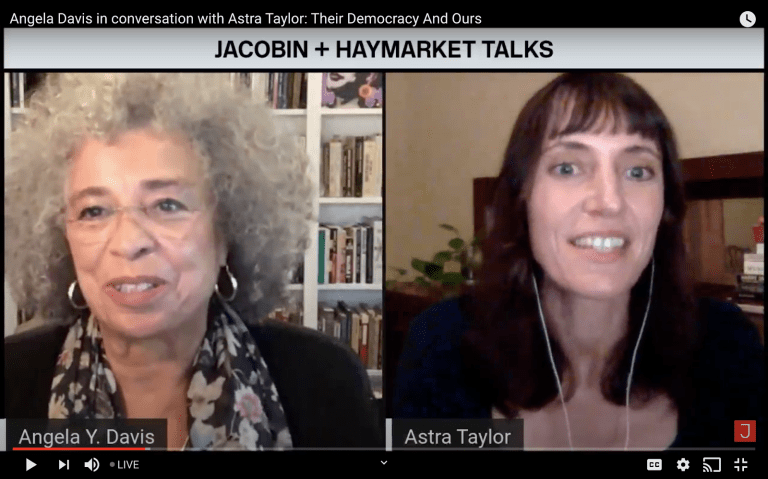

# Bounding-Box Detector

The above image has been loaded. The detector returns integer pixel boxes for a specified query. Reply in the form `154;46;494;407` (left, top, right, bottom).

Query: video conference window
4;71;763;453
4;72;384;450
386;72;764;450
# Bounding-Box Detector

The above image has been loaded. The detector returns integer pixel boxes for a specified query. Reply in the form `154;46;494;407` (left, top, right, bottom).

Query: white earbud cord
532;257;654;451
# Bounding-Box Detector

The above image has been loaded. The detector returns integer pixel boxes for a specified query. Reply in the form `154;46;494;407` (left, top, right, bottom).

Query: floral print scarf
49;301;293;450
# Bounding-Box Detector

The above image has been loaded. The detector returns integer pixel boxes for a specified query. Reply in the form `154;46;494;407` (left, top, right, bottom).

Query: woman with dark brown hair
393;73;764;450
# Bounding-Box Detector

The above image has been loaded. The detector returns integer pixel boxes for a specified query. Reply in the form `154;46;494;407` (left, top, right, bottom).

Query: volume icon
84;458;100;472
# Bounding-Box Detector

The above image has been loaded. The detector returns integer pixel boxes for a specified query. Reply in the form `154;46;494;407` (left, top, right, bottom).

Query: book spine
367;309;380;369
11;72;20;107
318;228;326;284
345;227;355;283
325;227;332;284
343;139;354;197
359;225;367;285
328;227;337;283
366;226;374;284
359;313;369;366
329;138;342;197
333;315;341;340
355;226;362;283
279;73;288;109
350;310;360;353
285;72;294;108
376;309;383;369
321;142;330;197
374;134;383;197
336;228;347;283
738;274;765;283
737;291;764;300
372;219;383;284
355;136;364;197
345;306;352;346
362;137;376;197
744;262;764;275
272;74;279;108
299;73;307;108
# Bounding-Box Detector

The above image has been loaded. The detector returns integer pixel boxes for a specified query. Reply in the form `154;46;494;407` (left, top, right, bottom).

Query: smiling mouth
569;235;629;252
111;282;160;293
107;276;167;293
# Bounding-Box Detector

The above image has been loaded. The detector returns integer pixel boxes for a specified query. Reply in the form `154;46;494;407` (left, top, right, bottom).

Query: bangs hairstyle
462;73;697;415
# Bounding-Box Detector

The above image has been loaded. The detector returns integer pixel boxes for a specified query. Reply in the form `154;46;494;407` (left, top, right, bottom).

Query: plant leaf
441;272;466;286
438;224;459;234
448;238;465;250
432;251;453;266
414;276;431;286
424;262;444;280
388;266;408;276
411;258;429;274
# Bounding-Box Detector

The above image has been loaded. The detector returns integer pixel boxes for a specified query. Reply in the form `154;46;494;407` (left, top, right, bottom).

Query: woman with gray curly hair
5;73;382;450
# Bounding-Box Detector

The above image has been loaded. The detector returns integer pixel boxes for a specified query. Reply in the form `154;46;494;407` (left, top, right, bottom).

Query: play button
26;459;36;471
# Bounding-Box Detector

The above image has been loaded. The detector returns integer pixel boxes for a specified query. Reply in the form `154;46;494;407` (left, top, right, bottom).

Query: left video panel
4;72;384;450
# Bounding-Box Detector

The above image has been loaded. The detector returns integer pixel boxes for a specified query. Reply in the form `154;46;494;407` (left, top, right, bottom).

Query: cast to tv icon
734;421;756;442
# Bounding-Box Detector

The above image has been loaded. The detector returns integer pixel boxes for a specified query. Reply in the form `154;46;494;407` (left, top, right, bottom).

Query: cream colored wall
385;73;764;279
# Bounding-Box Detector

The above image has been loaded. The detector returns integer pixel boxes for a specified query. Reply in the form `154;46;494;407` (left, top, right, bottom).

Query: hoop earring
68;280;89;310
215;265;238;302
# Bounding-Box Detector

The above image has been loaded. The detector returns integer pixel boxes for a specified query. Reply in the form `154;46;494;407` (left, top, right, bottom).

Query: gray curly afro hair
4;73;313;323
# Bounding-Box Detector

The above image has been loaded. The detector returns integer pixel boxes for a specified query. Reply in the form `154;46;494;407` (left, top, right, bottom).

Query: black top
5;319;383;448
393;297;764;448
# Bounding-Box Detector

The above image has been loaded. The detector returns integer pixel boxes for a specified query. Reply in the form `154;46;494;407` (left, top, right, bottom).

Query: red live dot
734;420;756;442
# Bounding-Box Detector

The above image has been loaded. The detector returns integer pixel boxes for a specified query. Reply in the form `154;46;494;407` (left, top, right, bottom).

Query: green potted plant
386;224;482;298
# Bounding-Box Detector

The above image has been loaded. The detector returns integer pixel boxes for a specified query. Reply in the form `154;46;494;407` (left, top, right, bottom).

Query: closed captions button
647;458;662;471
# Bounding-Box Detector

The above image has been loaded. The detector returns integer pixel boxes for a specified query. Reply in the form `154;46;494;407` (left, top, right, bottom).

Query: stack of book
321;135;383;198
318;218;383;285
318;302;383;370
234;72;307;109
736;274;764;301
736;226;763;315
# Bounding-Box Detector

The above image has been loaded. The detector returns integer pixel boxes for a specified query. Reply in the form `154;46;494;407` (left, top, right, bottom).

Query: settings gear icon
677;458;690;471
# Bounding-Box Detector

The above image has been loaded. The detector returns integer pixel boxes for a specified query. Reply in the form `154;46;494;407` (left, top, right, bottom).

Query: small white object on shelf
737;302;764;315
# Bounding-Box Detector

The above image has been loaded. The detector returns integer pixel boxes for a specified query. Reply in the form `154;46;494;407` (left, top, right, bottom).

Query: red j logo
734;421;756;442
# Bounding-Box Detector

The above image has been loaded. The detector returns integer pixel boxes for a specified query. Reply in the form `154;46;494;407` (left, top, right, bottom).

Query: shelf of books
256;72;384;375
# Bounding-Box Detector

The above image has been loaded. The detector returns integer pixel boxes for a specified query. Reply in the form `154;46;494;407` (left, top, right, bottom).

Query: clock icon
740;11;756;27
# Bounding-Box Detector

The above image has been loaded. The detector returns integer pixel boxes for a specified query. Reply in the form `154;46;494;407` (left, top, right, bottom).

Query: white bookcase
264;74;383;382
3;73;384;375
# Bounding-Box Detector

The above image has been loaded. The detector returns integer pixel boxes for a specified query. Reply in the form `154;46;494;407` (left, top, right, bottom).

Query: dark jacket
393;297;764;448
5;319;383;448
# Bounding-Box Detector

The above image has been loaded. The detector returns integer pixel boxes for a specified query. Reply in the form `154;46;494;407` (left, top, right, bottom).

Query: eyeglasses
65;200;203;244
